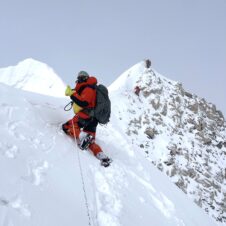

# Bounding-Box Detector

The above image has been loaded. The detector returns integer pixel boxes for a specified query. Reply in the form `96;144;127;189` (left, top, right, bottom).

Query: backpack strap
78;84;96;117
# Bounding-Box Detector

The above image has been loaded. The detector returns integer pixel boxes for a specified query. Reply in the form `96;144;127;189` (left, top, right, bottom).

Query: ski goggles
76;75;89;83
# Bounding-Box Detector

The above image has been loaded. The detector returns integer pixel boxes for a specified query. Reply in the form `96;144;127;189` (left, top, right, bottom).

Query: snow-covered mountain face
0;60;218;226
109;60;226;224
0;59;66;97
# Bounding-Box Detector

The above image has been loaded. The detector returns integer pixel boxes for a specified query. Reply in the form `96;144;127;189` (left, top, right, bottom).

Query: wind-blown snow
0;62;217;226
0;58;66;97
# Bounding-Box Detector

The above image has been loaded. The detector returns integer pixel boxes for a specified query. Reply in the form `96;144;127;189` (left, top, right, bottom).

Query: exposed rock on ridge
110;60;226;224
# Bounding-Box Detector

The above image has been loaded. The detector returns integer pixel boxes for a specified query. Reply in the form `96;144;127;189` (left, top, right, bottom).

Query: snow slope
109;60;226;224
0;58;66;97
0;66;217;225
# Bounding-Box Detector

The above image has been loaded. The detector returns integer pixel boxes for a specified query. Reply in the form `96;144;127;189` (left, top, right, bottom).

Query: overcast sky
0;0;225;116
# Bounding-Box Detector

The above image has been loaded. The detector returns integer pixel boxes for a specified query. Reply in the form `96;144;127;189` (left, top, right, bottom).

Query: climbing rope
72;120;92;226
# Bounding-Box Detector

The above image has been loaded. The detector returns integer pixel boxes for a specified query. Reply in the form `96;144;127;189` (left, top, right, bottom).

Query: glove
65;85;74;96
72;103;83;114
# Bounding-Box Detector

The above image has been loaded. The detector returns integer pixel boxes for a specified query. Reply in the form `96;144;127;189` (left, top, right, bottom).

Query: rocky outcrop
122;63;226;224
145;127;158;139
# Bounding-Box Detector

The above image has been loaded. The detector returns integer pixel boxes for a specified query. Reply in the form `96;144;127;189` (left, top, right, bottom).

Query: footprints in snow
0;103;59;220
0;143;19;159
0;104;15;123
2;119;53;185
7;121;26;141
0;196;31;218
92;165;124;226
7;120;56;152
0;120;56;161
25;160;49;186
9;197;31;217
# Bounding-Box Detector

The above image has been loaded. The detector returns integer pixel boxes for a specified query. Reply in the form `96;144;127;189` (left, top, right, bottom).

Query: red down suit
63;76;103;156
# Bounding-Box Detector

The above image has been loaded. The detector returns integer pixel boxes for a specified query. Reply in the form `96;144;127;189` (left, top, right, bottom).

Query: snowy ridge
0;64;217;225
109;60;226;224
109;61;176;93
0;58;66;97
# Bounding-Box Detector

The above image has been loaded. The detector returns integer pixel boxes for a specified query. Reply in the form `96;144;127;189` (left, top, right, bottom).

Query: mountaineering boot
78;132;94;150
101;157;112;167
96;152;112;167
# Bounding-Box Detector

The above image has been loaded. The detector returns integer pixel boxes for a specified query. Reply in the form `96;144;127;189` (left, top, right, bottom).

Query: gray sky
0;0;226;116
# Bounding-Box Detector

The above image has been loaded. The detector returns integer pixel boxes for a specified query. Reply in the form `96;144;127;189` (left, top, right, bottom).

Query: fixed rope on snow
72;120;92;226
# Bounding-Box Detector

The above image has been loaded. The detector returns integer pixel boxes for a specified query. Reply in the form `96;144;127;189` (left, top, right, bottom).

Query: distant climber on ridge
134;86;141;96
62;71;111;167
